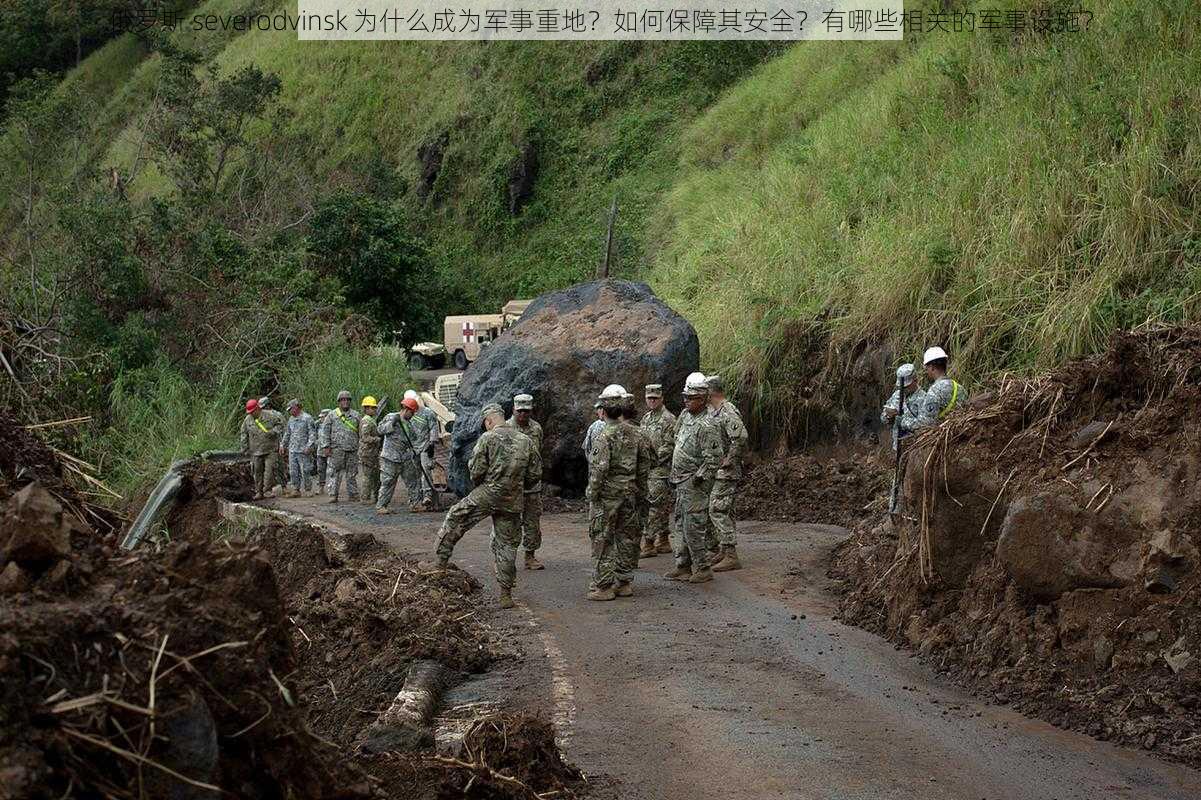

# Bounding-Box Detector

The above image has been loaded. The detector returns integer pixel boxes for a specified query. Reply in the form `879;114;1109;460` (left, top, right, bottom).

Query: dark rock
449;280;699;496
1069;419;1122;450
416;132;450;199
2;483;77;566
145;693;219;799
1092;636;1114;672
507;140;538;215
0;561;30;595
1144;566;1176;594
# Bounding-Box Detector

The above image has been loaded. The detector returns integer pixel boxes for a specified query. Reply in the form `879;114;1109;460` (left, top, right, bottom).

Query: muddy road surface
266;497;1201;800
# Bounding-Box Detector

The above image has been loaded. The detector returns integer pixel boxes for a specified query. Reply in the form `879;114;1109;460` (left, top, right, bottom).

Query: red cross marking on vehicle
462;322;475;342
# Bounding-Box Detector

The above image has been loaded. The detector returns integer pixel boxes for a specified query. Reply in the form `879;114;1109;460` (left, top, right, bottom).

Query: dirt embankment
0;421;584;799
740;449;886;528
832;326;1201;767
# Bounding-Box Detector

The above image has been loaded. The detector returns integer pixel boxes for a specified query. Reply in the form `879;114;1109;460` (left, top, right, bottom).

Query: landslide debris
832;325;1201;767
739;449;886;528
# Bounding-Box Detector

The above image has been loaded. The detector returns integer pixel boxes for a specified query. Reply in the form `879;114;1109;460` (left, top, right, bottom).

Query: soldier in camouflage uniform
280;399;317;496
405;389;440;503
664;372;723;584
585;386;646;600
613;391;653;593
881;363;927;515
705;375;749;572
358;396;382;505
376;398;427;513
912;346;967;430
435;403;541;609
582;403;605;463
319;390;361;503
638;384;676;558
504;394;546;570
240;398;285;499
314;409;331;494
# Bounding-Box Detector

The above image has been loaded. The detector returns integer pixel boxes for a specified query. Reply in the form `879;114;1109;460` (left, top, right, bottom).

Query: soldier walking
503;394;546;570
240;398;285;500
358;396;382;505
705;374;748;572
638;383;676;558
434;403;541;609
664;373;723;584
319;390;361;503
280;399;317;496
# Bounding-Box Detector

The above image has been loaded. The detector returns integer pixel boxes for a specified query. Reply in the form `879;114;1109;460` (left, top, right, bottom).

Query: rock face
448;280;699;497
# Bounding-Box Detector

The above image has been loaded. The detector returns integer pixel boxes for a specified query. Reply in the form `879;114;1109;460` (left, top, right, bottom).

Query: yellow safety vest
335;409;357;432
938;381;962;419
254;417;269;433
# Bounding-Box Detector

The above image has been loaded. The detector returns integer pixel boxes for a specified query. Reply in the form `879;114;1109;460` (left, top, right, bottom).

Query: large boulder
448;280;699;497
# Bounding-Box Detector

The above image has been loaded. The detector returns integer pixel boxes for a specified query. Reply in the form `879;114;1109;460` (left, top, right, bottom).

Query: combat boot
524;551;545;571
614;581;634;597
689;567;714;584
328;495;339;504
376;507;393;515
639;540;657;559
587;585;617;601
499;589;516;609
663;564;691;581
712;546;742;572
655;536;672;554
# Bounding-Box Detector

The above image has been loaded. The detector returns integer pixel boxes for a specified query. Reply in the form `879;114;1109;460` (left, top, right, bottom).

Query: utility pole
598;194;618;279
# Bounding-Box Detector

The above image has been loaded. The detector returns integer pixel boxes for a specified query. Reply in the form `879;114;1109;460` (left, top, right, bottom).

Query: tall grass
277;345;411;415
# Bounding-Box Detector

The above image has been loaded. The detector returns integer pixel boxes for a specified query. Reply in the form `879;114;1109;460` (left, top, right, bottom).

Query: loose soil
832;325;1201;768
739;448;887;528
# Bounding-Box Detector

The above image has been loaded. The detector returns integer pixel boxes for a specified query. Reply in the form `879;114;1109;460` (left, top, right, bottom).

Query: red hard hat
402;398;419;411
245;399;259;413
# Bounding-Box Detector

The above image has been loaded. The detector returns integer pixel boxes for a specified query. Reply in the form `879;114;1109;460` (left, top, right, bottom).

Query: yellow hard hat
361;395;378;407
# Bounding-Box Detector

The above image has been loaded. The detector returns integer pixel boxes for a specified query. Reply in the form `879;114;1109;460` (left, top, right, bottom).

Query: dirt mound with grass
833;324;1201;767
740;448;887;528
163;460;254;544
434;713;585;799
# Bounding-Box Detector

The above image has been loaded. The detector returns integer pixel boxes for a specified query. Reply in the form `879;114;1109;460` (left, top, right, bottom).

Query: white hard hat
683;372;709;394
403;389;418;401
922;346;948;365
599;384;626;400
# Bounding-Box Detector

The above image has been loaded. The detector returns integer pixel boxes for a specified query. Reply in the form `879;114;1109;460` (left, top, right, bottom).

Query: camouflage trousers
376;456;420;510
287;451;312;492
590;495;636;588
520;491;543;553
435;495;522;590
707;478;739;549
250;451;278;496
314;454;327;493
672;477;713;570
327;448;359;500
642;474;672;545
359;451;380;504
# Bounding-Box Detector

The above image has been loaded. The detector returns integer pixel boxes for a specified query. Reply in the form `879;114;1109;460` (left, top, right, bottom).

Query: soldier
881;363;927;515
376;398;426;513
504;393;546;570
582;402;605;463
404;389;440;499
240;398;285;499
912;347;967;430
612;391;653;593
705;374;749;572
638;384;676;558
585;386;644;600
314;409;331;494
260;396;288;491
434;403;541;609
358;396;382;505
319;390;361;503
280;399;317;497
664;372;723;584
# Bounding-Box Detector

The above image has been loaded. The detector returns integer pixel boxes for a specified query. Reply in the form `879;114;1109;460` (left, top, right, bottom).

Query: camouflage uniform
670;408;722;572
376;412;424;510
435;421;540;591
586;419;645;589
417;406;439;496
358;413;382;504
239;409;285;496
614;419;653;585
583;418;605;463
319;406;361;500
911;377;966;430
281;409;317;493
707;400;748;551
314;410;330;493
882;382;928;515
640;402;677;551
504;415;544;553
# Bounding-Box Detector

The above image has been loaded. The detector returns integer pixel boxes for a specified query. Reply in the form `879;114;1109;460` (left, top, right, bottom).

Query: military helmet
683;372;709;396
337;389;352;401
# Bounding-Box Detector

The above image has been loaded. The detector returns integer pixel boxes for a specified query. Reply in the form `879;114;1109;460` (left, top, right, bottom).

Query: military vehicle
409;300;532;371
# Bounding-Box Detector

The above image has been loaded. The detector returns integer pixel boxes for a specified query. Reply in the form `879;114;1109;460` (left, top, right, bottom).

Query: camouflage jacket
378;411;428;461
583;419;605;463
587;419;650;504
911;377;966;431
503;417;544;493
358;414;382;459
240;410;285;456
709;400;749;480
319;407;361;451
467;425;541;514
639;406;677;478
670;410;722;485
881;386;927;449
281;411;317;454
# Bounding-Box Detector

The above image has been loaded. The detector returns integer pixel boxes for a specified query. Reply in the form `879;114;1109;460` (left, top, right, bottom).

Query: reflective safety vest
335;409;357;431
254;417;269;433
938;380;962;419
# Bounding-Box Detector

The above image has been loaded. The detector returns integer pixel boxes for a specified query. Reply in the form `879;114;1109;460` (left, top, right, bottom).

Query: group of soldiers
239;389;441;515
432;371;748;608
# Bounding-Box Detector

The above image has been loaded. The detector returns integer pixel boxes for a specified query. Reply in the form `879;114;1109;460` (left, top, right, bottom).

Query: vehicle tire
409;353;427;370
453;350;468;370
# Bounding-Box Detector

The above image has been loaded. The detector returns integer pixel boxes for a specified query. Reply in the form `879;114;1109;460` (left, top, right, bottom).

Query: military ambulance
409;300;532;371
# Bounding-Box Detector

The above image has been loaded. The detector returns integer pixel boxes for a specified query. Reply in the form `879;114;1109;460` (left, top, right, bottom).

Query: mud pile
435;713;584;799
163;459;254;543
739;448;886;527
833;325;1201;766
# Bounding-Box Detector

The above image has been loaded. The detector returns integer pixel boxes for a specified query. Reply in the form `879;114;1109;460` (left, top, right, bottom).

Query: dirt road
270;498;1200;800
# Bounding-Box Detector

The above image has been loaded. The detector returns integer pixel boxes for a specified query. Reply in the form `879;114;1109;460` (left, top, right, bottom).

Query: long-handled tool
890;373;907;520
